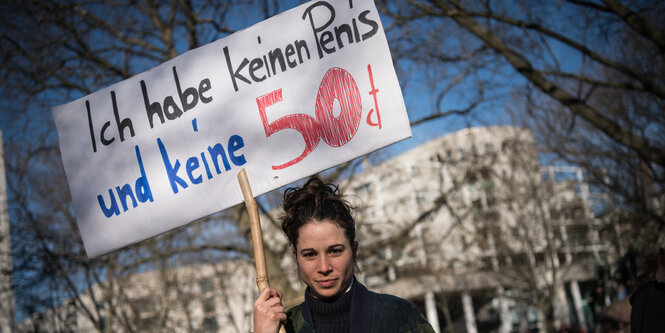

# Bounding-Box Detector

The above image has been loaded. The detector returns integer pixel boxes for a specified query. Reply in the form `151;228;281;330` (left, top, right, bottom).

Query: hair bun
283;178;339;211
280;177;356;251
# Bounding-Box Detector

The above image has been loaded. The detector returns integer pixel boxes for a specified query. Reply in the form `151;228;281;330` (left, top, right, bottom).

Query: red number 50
257;67;362;170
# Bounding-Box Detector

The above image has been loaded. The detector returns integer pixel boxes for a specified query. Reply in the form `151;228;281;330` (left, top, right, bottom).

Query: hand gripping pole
237;169;287;333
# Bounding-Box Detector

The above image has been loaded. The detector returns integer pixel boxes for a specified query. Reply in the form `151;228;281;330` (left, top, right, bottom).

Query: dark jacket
630;280;665;333
284;281;435;333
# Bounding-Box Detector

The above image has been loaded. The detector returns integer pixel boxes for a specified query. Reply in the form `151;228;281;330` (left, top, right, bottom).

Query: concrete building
18;126;614;332
17;260;257;332
342;126;613;332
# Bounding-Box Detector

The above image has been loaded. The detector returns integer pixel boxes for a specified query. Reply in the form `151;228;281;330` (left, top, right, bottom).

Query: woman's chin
312;287;341;300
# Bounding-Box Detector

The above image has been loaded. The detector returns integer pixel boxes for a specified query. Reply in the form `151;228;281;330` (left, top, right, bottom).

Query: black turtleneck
305;286;353;333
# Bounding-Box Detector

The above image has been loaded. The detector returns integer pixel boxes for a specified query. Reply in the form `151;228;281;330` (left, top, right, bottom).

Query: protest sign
53;0;411;257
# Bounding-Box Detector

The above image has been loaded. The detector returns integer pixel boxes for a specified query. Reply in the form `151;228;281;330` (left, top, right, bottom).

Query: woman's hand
253;287;286;333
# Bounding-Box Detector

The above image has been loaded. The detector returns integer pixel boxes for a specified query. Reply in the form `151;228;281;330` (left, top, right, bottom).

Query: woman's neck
306;283;354;333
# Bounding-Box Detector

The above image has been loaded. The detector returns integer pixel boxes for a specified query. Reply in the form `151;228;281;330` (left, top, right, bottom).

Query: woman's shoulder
369;291;435;332
284;302;307;333
285;301;302;313
371;291;419;312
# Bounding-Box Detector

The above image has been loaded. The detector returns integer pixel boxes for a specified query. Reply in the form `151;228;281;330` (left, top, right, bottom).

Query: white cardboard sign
53;0;411;257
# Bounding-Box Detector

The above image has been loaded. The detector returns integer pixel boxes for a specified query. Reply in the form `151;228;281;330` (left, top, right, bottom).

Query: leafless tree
380;0;664;168
0;0;308;330
4;0;662;331
341;126;608;332
378;0;664;291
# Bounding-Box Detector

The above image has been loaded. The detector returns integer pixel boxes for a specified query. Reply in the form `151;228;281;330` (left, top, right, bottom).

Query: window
484;143;494;155
479;209;500;222
100;316;108;330
415;190;428;207
567;225;589;245
549;208;562;220
458;148;466;161
134;296;160;313
202;297;215;313
199;278;214;293
467;171;478;183
480;167;491;181
137;315;160;331
472;198;483;212
471;145;479;158
478;228;490;252
66;305;77;327
202;316;219;331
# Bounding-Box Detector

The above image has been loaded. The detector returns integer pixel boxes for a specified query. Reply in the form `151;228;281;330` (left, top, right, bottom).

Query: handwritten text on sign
52;0;411;257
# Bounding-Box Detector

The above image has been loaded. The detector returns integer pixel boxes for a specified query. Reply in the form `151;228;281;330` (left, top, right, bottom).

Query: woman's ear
352;241;359;259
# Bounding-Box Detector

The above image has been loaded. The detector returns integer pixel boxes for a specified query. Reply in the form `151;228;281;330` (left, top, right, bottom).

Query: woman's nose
317;256;332;273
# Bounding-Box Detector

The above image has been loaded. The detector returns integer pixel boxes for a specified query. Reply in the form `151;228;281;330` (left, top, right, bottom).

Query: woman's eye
302;252;316;258
330;248;343;255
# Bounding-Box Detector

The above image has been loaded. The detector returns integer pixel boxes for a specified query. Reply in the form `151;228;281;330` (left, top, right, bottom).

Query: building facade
18;261;257;332
342;126;613;332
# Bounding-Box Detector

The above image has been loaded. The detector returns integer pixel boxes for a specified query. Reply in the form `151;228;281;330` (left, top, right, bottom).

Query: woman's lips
316;279;337;288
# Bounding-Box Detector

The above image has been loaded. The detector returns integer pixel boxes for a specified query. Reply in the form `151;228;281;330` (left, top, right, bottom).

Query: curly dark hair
280;177;356;253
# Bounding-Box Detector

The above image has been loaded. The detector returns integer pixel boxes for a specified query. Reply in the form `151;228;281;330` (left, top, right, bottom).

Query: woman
253;177;435;333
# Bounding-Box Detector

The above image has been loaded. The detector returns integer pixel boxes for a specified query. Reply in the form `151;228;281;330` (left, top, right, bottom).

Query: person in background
253;177;435;333
630;247;665;333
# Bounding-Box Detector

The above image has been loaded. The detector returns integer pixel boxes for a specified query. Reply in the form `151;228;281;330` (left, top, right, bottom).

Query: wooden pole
237;169;287;333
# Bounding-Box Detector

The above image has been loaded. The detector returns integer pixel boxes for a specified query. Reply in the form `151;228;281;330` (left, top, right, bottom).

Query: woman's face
295;220;356;300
